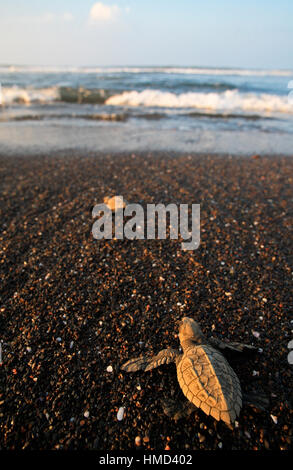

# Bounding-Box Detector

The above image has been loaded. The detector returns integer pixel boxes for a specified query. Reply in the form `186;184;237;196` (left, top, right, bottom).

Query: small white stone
84;410;90;418
117;407;125;421
26;347;32;353
270;414;278;424
218;442;223;449
287;339;293;349
106;365;113;373
287;350;293;365
252;331;260;338
56;337;62;342
69;341;74;349
136;384;142;391
252;370;259;376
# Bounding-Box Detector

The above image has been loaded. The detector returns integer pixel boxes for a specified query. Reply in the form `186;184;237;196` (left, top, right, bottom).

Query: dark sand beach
0;151;292;451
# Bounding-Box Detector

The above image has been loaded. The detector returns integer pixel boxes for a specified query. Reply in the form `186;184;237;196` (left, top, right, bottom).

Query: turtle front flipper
208;336;258;356
121;348;180;373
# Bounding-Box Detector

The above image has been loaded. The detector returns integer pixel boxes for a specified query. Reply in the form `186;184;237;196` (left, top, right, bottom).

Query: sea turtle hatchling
121;317;268;425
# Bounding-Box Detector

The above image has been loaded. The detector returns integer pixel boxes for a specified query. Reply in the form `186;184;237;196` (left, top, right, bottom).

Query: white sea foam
106;89;293;113
1;86;59;104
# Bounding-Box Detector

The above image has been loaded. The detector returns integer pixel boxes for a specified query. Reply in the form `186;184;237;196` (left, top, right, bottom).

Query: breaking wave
0;86;111;105
0;86;59;104
106;89;293;113
1;85;292;115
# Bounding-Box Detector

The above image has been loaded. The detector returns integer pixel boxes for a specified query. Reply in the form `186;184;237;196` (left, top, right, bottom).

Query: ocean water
0;65;292;154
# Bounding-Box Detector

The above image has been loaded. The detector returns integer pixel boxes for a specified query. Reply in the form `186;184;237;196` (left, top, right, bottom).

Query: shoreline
0;149;293;160
0;151;292;450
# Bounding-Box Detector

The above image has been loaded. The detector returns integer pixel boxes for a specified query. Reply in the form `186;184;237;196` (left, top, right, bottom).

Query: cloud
89;3;120;23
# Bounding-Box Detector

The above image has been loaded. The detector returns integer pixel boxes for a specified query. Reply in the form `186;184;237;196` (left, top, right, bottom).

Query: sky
0;0;292;69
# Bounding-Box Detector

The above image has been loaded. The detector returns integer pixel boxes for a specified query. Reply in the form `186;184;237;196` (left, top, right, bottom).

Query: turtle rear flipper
121;348;180;372
161;397;196;421
243;391;270;412
121;356;151;372
208;336;258;356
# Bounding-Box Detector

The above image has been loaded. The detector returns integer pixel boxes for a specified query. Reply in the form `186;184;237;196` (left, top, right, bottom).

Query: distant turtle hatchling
121;317;268;425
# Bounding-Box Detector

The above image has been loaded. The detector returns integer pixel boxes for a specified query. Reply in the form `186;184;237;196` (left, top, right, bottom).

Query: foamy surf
106;89;293;114
1;86;59;105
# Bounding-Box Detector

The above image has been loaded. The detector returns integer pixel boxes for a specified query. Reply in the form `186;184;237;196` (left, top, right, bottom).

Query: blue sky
0;0;292;68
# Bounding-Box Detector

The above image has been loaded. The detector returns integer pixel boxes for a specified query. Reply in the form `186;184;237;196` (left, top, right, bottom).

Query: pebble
135;436;141;447
197;433;205;443
252;331;260;338
270;415;278;424
103;195;128;211
84;410;90;418
117;407;125;421
106;365;113;373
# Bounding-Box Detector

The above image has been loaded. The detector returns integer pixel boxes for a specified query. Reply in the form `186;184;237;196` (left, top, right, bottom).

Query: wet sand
0;151;292;451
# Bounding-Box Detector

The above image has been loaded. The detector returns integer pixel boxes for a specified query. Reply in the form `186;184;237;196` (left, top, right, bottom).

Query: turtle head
178;317;205;349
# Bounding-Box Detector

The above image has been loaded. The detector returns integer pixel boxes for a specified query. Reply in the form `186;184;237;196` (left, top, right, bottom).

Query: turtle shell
177;344;242;424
